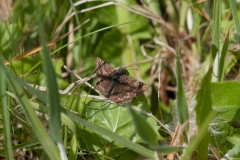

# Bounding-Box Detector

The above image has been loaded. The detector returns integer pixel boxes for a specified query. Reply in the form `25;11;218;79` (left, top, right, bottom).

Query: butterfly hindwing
109;75;147;104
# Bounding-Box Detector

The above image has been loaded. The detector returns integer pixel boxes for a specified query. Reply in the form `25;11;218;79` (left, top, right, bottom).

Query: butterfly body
95;57;147;104
110;67;126;83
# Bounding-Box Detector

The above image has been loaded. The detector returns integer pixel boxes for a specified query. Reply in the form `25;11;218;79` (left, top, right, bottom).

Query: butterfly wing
95;57;116;96
96;77;112;96
95;57;115;76
109;75;147;104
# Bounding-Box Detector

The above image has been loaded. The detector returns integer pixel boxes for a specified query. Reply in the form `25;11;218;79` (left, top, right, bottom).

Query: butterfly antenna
126;68;138;71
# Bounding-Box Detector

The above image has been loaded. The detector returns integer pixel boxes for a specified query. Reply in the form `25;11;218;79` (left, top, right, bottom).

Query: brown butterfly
95;57;147;104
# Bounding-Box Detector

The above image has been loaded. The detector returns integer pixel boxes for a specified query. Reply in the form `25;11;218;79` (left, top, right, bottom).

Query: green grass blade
190;2;203;37
229;0;240;34
211;0;221;60
176;49;188;135
61;113;77;159
229;0;240;44
179;1;188;32
211;0;222;82
0;140;40;154
194;69;212;160
38;17;62;144
0;70;13;160
218;27;230;81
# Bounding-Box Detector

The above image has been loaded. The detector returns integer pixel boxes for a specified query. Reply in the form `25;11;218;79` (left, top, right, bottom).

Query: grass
0;0;240;159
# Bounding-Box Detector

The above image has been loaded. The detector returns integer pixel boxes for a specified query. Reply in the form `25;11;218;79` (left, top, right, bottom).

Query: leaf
176;49;188;127
220;108;240;121
128;104;158;145
194;69;216;160
82;101;134;142
211;82;240;111
218;25;231;81
39;19;62;144
150;145;184;153
234;33;240;44
95;28;126;61
211;0;221;60
211;81;240;120
82;95;159;145
0;70;13;159
223;136;240;159
229;0;240;41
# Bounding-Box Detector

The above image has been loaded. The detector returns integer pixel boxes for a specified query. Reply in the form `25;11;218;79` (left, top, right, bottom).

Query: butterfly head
117;67;127;75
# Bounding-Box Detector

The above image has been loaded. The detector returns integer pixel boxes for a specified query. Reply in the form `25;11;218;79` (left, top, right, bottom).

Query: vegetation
0;0;240;159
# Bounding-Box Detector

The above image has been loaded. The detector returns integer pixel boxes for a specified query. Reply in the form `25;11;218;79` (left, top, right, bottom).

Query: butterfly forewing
95;57;116;96
95;57;115;76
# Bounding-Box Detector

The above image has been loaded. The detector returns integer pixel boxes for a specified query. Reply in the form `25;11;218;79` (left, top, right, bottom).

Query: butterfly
95;57;147;104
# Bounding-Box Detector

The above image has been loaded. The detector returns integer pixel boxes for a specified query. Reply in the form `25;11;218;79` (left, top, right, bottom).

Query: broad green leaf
95;28;126;61
220;108;240;121
211;81;240;120
82;95;160;146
